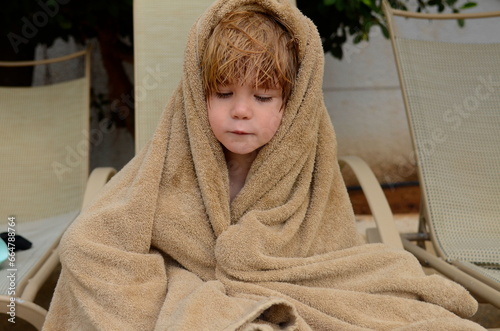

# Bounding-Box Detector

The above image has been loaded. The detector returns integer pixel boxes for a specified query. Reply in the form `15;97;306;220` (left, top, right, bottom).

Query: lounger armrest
338;156;403;250
82;167;117;210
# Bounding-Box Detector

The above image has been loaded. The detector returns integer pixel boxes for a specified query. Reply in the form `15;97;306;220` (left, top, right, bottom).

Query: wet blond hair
202;10;298;107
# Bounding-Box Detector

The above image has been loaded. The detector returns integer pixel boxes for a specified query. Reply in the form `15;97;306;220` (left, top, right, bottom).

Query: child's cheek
261;112;283;141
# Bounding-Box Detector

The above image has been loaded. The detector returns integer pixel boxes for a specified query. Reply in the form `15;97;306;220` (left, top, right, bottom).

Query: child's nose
231;98;252;119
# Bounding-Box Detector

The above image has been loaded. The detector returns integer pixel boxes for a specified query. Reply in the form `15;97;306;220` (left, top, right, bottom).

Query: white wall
326;0;500;186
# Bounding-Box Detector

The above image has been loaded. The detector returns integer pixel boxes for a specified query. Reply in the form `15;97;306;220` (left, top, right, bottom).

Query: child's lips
230;130;251;135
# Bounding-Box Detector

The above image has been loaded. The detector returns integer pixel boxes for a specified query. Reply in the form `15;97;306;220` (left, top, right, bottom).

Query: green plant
296;0;477;59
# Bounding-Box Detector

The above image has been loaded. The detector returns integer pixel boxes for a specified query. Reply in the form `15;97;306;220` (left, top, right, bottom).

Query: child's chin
224;145;259;156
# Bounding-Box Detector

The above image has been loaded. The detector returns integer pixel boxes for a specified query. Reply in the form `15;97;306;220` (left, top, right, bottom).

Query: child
44;0;484;330
202;10;298;201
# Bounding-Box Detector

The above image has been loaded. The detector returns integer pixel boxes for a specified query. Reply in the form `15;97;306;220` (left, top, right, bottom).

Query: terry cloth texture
43;0;483;330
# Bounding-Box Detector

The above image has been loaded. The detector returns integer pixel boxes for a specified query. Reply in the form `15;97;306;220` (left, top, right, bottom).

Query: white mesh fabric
0;79;88;223
133;0;214;153
395;38;500;268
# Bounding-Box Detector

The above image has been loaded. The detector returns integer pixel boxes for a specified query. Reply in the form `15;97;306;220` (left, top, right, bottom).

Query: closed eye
215;92;232;99
255;95;272;102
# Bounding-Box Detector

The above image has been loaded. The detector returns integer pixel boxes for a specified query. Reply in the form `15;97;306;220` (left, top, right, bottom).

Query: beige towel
44;0;484;330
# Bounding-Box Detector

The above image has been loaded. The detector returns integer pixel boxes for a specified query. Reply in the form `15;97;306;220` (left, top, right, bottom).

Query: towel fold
43;0;483;329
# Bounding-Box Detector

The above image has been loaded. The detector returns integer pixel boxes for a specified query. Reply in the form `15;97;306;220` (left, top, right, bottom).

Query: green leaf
331;44;343;59
56;16;73;30
360;0;376;10
379;24;389;39
353;34;363;44
324;0;336;6
460;2;477;10
457;18;465;27
334;0;345;11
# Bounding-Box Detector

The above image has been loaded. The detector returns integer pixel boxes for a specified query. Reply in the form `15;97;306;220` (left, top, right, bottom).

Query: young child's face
207;81;283;156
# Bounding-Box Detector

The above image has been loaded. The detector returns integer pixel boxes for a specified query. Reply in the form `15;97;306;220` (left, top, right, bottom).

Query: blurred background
1;0;499;214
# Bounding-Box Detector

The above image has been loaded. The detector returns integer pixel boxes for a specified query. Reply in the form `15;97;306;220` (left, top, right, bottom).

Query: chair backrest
383;1;500;266
133;0;297;153
133;0;214;153
0;49;91;222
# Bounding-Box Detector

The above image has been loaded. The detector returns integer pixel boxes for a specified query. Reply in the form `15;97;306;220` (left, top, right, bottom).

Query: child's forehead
218;73;281;88
217;81;282;91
